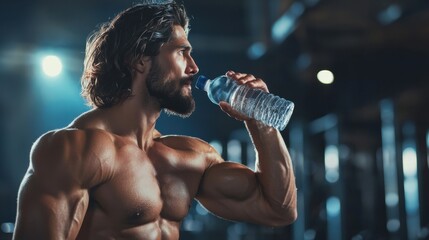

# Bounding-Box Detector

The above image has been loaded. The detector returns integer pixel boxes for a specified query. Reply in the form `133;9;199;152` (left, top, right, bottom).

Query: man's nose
187;57;199;75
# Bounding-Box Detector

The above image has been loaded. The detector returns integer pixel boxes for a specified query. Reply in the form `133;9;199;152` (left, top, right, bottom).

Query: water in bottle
196;75;294;131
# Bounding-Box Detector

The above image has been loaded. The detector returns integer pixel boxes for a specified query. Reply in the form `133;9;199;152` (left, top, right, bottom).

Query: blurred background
1;0;429;239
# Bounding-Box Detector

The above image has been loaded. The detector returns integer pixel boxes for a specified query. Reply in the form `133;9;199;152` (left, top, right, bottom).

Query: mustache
180;76;194;85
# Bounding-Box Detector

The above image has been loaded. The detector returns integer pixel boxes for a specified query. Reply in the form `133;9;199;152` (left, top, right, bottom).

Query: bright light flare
41;55;62;77
317;70;334;84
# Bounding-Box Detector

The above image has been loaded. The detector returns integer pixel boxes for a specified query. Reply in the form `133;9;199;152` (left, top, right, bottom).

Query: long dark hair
81;1;189;108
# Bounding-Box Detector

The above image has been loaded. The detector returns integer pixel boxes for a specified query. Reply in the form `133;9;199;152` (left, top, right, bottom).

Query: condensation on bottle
196;75;294;131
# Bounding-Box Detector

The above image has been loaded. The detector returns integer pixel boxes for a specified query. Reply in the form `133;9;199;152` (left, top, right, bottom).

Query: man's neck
97;96;162;150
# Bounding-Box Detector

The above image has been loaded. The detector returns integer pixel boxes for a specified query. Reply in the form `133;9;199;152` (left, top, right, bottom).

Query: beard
146;62;195;118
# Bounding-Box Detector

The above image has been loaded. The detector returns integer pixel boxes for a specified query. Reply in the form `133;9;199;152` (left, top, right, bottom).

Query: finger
235;75;269;92
226;71;269;92
226;70;235;76
219;102;236;120
236;74;256;84
244;78;269;92
219;101;232;114
219;101;251;121
226;71;249;81
228;72;257;85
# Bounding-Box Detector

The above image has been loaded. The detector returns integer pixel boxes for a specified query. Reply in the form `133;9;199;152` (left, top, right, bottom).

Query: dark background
1;0;428;239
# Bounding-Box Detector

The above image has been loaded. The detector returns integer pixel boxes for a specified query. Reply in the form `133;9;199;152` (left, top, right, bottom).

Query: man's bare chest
89;143;206;224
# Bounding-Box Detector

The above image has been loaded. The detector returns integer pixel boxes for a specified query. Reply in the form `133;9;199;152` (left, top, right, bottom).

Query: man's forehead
166;25;192;47
170;25;189;41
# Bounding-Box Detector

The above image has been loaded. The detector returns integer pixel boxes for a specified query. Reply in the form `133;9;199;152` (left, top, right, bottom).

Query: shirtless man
13;1;297;239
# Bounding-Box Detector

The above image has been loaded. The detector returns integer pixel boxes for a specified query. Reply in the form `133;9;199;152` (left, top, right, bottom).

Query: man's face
145;25;198;118
146;59;195;117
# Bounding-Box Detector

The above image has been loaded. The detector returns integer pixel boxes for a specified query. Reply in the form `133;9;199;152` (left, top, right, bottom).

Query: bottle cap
195;75;209;90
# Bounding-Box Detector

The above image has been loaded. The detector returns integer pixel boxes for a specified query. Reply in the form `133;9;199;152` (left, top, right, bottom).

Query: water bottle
196;75;294;131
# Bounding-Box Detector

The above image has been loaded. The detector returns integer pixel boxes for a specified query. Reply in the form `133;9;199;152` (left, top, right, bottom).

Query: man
13;1;297;239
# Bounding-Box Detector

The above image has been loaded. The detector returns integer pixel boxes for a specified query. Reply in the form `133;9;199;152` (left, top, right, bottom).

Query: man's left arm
195;71;297;227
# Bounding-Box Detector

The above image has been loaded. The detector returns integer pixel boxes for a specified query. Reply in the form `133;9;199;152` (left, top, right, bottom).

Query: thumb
219;101;251;121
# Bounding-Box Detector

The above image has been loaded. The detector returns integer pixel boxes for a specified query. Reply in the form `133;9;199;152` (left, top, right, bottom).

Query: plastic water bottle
196;75;294;131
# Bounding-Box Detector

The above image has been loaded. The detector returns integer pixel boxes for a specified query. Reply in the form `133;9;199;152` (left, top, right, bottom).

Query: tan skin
13;25;297;240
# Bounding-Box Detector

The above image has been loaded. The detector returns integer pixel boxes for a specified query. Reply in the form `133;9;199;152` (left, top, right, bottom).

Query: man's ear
133;56;151;73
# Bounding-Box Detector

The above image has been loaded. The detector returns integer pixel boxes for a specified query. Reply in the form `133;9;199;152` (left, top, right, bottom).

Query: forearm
245;120;297;210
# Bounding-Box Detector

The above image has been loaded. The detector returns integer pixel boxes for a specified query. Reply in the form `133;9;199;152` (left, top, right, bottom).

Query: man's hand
218;70;269;121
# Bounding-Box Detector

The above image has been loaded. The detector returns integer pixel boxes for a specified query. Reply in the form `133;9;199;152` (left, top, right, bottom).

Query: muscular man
13;1;297;239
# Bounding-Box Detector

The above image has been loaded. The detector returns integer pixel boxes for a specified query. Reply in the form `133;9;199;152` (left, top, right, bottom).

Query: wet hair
81;0;189;108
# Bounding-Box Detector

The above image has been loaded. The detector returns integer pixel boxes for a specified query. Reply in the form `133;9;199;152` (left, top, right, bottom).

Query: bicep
14;171;89;240
198;162;258;201
196;162;272;224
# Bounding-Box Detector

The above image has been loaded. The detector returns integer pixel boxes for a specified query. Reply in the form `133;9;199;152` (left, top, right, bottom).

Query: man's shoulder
157;134;211;152
33;127;115;156
30;128;116;184
157;134;224;166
